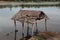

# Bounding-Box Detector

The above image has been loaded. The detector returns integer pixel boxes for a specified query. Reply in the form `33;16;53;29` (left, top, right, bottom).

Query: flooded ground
0;5;60;40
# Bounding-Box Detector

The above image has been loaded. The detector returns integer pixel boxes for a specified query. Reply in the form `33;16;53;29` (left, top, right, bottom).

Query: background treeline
0;0;60;2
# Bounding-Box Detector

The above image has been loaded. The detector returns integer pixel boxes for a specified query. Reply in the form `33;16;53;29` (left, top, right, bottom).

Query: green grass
35;35;45;40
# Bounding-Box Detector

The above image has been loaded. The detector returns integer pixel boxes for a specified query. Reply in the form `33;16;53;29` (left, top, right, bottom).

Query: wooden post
26;16;30;38
27;22;29;38
14;0;16;1
22;22;24;40
14;19;17;40
32;23;34;36
45;18;47;32
35;21;38;34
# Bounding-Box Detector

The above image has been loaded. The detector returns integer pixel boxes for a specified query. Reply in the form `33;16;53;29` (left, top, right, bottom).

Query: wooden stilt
14;19;17;40
45;18;47;32
27;22;29;38
36;21;38;33
22;22;24;40
32;23;34;36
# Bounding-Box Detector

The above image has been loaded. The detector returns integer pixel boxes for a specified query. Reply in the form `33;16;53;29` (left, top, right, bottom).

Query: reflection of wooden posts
27;22;29;38
26;16;30;38
14;19;17;40
36;21;38;33
45;18;47;32
22;22;24;40
32;23;34;36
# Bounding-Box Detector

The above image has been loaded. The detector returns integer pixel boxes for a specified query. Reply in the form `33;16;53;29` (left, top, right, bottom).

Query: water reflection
0;6;60;40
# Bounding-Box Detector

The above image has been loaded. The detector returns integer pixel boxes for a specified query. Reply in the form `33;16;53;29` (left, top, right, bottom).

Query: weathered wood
14;19;17;40
27;22;29;38
11;10;48;40
32;24;34;36
22;22;24;40
35;21;38;33
45;18;47;32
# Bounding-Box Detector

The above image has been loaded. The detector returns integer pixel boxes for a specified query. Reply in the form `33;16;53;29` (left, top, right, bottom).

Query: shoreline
0;1;60;6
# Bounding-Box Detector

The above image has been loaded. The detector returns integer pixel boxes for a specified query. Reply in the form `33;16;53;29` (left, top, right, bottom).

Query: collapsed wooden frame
11;10;48;40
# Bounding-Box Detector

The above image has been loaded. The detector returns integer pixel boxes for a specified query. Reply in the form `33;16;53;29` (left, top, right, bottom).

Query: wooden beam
32;23;34;36
45;18;48;32
35;21;38;33
22;21;24;40
14;19;17;40
27;21;29;38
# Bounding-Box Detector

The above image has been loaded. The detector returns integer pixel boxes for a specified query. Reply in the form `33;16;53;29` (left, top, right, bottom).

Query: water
0;5;60;40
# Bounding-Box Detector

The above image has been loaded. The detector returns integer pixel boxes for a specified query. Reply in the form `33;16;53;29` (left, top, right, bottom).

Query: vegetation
0;0;60;2
35;35;45;40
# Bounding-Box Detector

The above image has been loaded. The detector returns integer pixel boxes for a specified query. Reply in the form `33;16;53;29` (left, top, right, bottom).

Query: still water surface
0;6;60;40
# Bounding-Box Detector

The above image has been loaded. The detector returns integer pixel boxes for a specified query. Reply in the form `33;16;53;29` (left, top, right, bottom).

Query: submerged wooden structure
11;10;48;40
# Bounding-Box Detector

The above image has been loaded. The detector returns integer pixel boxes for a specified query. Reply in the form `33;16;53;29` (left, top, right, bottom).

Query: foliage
1;0;60;2
35;35;45;40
